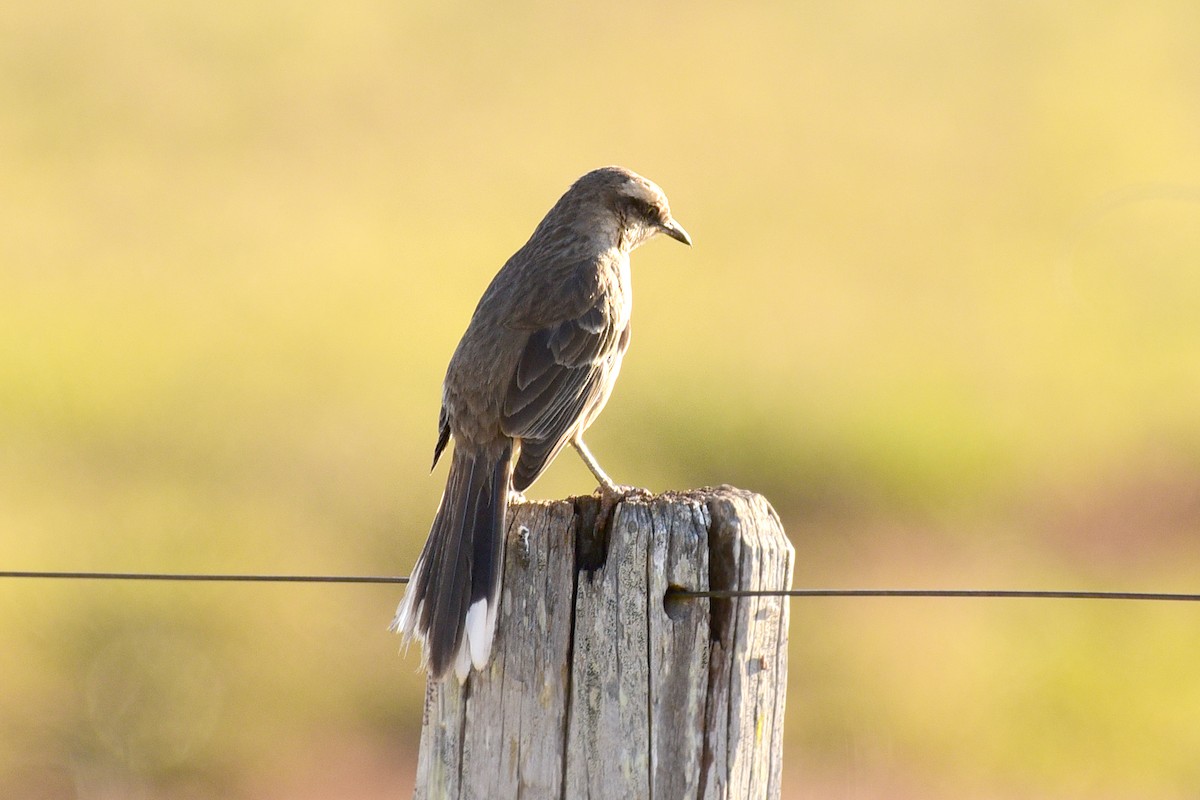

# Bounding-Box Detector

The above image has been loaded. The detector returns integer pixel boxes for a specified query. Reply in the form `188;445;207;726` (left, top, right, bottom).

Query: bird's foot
508;489;528;505
594;482;652;533
596;482;652;503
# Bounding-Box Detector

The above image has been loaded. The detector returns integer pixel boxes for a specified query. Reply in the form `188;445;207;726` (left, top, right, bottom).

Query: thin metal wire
0;570;408;585
671;588;1200;602
2;571;1199;602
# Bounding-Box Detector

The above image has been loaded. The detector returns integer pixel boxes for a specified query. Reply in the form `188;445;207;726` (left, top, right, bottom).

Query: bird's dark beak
660;218;692;246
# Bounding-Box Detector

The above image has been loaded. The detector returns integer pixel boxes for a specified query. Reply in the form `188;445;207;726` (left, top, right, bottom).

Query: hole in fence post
662;584;690;621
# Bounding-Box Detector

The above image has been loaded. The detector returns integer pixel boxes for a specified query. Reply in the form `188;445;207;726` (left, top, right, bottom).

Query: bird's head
565;166;691;253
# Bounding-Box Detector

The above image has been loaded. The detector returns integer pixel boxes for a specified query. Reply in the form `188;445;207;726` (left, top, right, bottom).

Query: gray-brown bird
390;166;690;681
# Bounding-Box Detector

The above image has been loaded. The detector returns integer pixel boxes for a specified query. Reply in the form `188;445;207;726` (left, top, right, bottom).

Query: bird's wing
500;295;617;491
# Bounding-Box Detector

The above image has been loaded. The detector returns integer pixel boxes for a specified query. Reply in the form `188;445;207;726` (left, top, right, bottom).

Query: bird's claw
596;483;652;503
594;483;652;533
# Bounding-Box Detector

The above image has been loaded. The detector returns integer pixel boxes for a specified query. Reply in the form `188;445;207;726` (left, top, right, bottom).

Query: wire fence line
3;570;1200;602
678;588;1200;601
0;570;408;584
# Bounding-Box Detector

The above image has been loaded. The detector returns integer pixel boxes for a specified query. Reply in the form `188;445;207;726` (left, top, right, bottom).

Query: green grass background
2;1;1200;797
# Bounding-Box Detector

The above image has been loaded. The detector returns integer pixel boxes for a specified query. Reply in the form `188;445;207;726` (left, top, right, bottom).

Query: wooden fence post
413;486;794;800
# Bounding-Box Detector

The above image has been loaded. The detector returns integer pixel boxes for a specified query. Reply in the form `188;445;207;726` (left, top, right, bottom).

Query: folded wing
501;298;618;491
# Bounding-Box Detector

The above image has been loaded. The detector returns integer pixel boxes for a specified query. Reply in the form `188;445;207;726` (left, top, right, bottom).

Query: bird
389;166;691;681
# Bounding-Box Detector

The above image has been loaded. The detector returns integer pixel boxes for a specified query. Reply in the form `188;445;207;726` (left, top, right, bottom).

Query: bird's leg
570;435;651;536
507;440;527;504
570;435;621;496
568;434;652;510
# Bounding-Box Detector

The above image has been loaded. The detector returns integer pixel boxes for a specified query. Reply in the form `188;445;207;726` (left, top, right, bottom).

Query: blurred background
2;1;1199;797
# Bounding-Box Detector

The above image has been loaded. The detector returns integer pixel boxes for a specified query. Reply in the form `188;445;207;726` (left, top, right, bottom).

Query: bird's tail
390;441;511;681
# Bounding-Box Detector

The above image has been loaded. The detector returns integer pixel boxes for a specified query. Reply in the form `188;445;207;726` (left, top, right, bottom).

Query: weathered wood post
414;486;793;799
